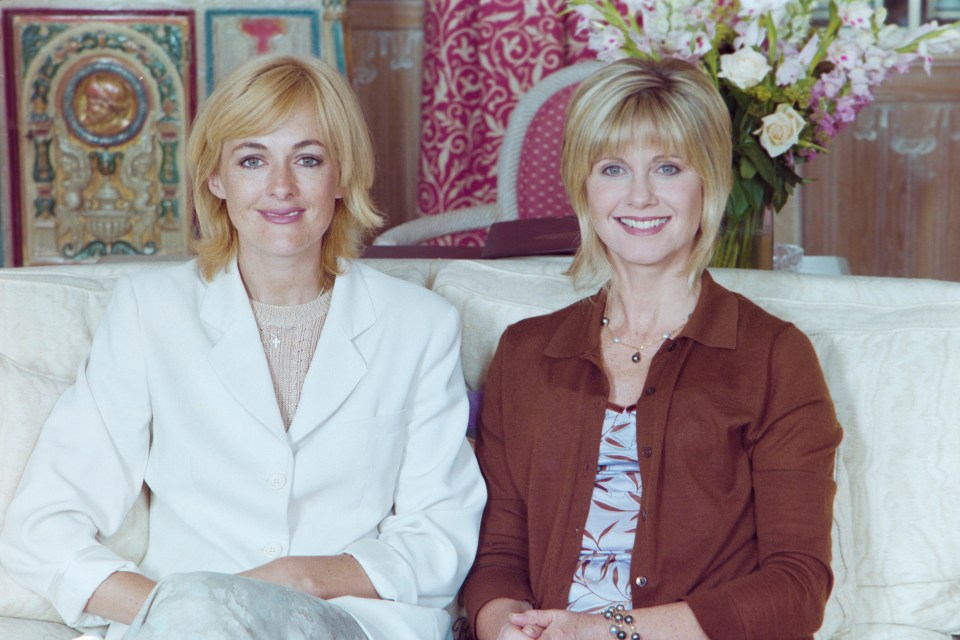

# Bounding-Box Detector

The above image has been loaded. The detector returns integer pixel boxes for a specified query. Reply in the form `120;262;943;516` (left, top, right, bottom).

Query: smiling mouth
618;216;669;230
260;209;303;222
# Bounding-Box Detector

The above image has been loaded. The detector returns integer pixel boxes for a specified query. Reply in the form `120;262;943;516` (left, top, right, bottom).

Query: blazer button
641;447;653;458
645;386;656;396
635;576;648;588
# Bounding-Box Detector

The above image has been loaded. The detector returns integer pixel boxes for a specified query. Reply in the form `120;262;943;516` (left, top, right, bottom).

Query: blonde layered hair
562;58;733;289
188;55;382;283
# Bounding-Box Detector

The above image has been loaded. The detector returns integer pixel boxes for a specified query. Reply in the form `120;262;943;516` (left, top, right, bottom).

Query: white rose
754;104;806;157
718;47;771;90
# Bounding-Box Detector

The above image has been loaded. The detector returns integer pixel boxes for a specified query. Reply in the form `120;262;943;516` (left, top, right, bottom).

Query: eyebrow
227;139;326;154
597;153;682;163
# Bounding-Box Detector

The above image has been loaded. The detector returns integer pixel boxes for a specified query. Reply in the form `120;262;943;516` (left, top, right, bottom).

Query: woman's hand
508;609;603;639
84;571;157;625
238;554;378;600
498;621;544;639
513;603;710;640
476;598;542;640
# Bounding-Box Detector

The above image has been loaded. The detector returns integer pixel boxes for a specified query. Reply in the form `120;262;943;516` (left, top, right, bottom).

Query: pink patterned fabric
516;82;580;220
418;0;591;246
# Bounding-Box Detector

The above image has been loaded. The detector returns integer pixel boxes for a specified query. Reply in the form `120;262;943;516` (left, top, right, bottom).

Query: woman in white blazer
0;55;486;640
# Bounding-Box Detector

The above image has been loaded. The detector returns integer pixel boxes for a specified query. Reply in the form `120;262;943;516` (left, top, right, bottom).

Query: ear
208;172;226;200
335;183;345;200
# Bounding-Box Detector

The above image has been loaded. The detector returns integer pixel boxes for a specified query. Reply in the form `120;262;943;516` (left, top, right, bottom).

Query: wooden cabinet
799;57;960;280
348;0;424;230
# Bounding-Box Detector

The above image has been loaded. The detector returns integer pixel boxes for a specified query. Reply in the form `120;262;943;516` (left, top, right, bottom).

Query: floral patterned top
567;405;641;613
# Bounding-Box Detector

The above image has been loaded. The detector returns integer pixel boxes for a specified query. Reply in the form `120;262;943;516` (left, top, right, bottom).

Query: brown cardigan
463;271;842;640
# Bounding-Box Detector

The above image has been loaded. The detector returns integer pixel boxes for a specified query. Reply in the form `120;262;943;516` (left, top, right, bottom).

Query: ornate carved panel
204;6;347;95
3;9;195;265
0;2;350;266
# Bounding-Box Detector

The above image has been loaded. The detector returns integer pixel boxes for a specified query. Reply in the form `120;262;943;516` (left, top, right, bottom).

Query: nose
268;164;297;199
627;174;656;207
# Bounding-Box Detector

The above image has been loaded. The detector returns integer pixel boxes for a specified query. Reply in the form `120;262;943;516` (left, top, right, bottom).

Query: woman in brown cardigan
463;58;842;640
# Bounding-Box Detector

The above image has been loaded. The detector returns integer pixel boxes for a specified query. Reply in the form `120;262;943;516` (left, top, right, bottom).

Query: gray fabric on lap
123;572;369;640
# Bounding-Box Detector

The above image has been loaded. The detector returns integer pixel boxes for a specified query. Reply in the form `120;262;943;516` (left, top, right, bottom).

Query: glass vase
711;205;774;269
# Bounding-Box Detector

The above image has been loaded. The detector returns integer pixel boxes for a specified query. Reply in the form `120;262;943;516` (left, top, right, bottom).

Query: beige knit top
250;290;332;430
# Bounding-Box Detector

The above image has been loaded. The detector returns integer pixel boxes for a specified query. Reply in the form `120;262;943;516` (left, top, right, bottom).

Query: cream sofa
1;257;958;640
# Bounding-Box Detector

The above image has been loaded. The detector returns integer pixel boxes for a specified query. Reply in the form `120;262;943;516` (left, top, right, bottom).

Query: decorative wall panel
3;9;195;265
205;8;344;95
0;1;349;267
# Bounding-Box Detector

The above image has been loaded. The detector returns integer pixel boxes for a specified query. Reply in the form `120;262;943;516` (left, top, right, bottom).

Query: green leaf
739;139;778;192
741;175;766;212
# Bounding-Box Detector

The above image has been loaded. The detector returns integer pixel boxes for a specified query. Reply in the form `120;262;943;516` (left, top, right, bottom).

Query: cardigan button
641;447;653;458
645;386;656;396
635;576;648;588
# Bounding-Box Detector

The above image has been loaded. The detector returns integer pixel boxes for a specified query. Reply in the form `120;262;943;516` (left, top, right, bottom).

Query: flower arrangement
566;0;960;267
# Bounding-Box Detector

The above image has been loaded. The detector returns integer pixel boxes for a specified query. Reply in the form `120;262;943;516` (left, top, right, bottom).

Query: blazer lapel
200;262;286;435
289;264;373;440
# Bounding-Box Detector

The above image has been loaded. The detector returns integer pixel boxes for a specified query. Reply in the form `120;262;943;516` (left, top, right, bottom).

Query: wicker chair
374;61;603;246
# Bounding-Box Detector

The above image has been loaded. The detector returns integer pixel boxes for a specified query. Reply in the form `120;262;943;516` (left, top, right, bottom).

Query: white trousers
121;572;369;640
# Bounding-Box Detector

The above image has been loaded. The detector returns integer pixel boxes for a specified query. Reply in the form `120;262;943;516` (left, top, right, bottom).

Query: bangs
223;70;327;142
587;93;697;167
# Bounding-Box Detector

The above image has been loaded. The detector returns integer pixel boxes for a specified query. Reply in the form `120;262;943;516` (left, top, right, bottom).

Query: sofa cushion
0;615;78;639
716;269;960;635
431;257;587;391
0;356;72;622
0;264;143;380
849;625;956;640
0;266;152;624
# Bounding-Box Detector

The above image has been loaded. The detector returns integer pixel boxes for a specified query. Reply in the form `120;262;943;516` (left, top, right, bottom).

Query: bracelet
602;604;641;640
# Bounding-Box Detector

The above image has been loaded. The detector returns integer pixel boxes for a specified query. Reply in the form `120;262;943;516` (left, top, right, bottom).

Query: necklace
253;289;327;352
601;314;689;364
260;328;282;350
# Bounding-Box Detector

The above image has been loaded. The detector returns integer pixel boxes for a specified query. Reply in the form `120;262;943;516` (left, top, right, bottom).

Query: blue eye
601;164;626;176
298;156;322;168
239;157;263;169
658;164;680;175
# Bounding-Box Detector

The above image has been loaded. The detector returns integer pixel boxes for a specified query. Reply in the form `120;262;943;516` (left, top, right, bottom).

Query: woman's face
586;142;703;275
208;104;343;269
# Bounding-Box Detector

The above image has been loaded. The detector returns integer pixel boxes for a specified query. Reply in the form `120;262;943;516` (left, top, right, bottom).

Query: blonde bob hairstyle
562;57;733;289
188;55;382;283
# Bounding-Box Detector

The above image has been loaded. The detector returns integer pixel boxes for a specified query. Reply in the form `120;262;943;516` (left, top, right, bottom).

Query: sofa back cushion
718;268;960;635
0;357;72;622
0;264;157;623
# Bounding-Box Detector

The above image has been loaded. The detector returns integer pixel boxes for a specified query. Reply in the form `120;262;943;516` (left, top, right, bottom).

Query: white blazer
0;259;486;640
